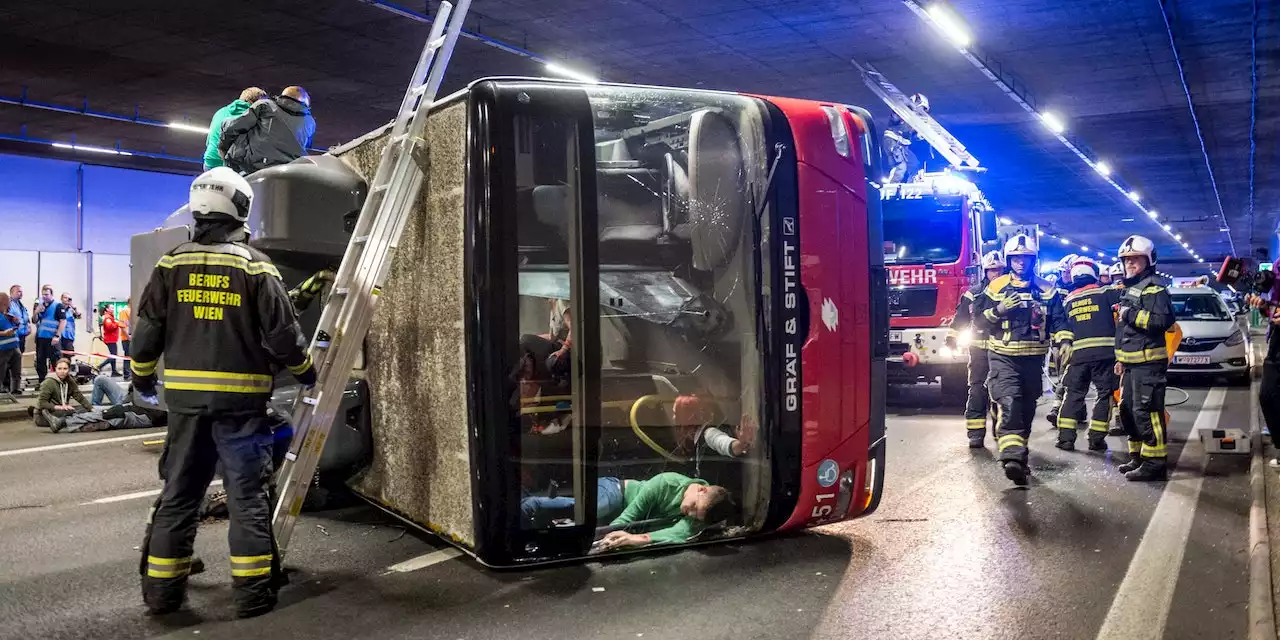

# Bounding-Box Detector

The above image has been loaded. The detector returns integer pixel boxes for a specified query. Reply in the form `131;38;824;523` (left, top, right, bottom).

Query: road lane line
0;430;166;457
82;480;222;505
383;547;463;574
1095;386;1224;640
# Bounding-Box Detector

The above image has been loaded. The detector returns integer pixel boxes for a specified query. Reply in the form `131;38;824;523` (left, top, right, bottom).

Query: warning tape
19;349;132;362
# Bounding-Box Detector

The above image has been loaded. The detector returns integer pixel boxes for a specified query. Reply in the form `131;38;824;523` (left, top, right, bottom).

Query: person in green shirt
521;472;732;549
204;87;268;170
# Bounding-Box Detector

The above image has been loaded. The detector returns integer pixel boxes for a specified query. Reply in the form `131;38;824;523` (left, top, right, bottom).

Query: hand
598;531;648;551
734;415;758;456
294;364;317;388
1271;307;1280;326
995;298;1025;316
1246;294;1264;309
137;392;159;406
1058;344;1073;367
1114;361;1124;376
51;337;61;346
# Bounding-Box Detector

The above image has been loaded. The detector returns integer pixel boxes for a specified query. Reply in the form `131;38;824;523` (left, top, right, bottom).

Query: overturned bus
131;78;889;567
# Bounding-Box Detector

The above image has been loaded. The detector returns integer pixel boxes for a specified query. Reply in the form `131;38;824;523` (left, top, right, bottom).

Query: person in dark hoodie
204;87;268;170
218;86;316;174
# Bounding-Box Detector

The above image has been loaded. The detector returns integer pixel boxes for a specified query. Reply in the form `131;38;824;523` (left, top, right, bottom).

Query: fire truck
882;171;998;398
132;78;889;567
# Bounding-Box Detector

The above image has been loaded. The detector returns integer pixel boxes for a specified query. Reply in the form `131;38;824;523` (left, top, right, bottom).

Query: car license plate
890;330;903;343
1174;355;1211;365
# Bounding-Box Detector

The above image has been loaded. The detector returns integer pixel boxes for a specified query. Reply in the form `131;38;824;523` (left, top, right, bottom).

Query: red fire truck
882;172;998;398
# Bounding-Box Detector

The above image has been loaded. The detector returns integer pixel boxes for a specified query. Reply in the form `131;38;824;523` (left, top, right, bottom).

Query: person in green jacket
204;87;268;170
521;472;732;549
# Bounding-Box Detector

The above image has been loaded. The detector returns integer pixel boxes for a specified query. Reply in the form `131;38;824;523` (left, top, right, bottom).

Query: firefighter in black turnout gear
132;167;317;617
975;234;1069;486
949;250;1006;447
1113;235;1174;481
1054;258;1119;452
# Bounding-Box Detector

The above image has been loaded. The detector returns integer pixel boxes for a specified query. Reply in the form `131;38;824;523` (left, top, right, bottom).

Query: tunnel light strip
905;0;1209;266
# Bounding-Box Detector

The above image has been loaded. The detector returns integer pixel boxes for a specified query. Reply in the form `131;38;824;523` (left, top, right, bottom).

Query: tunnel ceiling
1;0;1275;274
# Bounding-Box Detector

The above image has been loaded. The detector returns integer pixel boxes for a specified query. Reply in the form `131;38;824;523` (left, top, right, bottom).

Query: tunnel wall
335;101;475;547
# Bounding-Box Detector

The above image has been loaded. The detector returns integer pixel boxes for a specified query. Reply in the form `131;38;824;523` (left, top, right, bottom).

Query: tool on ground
270;0;471;559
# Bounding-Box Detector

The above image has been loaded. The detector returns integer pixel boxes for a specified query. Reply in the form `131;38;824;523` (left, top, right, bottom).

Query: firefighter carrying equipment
130;224;317;415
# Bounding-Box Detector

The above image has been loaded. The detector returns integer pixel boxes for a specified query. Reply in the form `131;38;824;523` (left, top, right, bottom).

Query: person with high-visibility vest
1055;258;1120;451
32;285;67;382
974;233;1069;486
948;250;1005;447
1113;235;1174;481
132;167;316;618
57;293;82;358
0;291;21;394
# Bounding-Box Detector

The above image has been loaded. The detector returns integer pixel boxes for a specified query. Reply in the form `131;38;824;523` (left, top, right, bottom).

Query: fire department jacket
974;273;1069;357
1115;269;1174;365
1061;283;1121;363
949;279;991;349
131;225;315;415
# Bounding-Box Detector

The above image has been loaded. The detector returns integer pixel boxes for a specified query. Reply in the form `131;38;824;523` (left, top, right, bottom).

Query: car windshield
882;195;965;265
1172;293;1230;321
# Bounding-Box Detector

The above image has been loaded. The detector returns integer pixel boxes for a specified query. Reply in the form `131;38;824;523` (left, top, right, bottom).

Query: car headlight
1225;329;1245;347
956;328;973;347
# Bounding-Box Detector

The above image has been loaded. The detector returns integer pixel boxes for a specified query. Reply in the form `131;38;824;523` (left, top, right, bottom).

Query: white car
1168;286;1250;384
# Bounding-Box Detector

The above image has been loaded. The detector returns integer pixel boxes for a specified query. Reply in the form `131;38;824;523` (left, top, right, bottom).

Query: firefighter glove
995;297;1026;316
133;374;158;396
294;364;317;388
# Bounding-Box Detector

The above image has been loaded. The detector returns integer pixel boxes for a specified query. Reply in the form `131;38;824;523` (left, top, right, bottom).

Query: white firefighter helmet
910;93;930;112
1003;233;1038;259
1070;257;1100;282
1117;235;1157;265
1107;262;1124;277
1059;254;1079;273
980;250;1004;270
190;166;253;222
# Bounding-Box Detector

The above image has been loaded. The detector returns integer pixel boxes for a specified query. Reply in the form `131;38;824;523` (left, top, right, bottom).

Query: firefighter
975;233;1069;486
289;268;336;312
1113;235;1173;481
948;250;1005;447
1046;254;1080;427
132;167;316;617
1054;258;1119;451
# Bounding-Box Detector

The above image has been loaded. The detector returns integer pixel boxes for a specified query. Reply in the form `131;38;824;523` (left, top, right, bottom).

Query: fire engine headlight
939;345;955;358
956;328;973;347
1225;329;1245;347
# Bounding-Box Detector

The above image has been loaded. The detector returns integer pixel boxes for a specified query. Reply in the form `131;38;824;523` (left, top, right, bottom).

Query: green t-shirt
204;99;254;169
611;472;708;545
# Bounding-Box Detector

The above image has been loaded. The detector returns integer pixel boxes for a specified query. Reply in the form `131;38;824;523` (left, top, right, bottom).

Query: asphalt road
0;378;1253;640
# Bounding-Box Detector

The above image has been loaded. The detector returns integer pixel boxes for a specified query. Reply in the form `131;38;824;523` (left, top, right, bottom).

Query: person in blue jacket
57;292;82;358
8;285;30;357
32;285;66;383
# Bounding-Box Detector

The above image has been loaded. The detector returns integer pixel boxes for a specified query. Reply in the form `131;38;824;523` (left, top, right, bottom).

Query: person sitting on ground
34;358;96;432
521;471;733;549
204;87;268;171
219;85;316;174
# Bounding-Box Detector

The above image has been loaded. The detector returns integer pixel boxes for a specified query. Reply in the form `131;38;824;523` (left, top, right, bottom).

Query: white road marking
383;547;463;574
81;479;222;505
0;430;166;457
1095;386;1224;640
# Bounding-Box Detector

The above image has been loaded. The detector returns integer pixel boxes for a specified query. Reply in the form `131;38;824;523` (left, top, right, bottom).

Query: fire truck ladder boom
851;59;981;171
271;0;471;559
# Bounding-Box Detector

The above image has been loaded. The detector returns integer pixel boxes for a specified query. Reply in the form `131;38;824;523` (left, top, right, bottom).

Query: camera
1216;256;1276;296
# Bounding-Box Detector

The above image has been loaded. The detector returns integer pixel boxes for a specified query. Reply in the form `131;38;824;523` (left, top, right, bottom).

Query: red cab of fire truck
881;172;998;397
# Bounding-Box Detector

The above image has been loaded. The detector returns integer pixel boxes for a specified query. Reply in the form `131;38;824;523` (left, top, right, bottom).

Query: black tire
940;370;968;405
1229;372;1252;387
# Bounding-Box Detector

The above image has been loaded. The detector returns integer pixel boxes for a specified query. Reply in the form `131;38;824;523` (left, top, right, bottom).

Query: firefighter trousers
988;353;1044;464
1057;360;1117;444
1118;362;1168;463
141;412;281;613
964;346;991;433
1259;362;1280;436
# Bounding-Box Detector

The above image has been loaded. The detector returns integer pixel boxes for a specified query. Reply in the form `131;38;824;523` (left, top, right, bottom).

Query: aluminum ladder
852;59;982;171
271;0;471;558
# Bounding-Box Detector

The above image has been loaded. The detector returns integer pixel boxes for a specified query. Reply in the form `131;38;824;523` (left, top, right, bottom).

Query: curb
1250;381;1277;640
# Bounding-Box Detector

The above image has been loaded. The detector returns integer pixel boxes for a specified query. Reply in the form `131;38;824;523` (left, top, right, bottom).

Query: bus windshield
882;195;965;265
1172;293;1231;321
511;85;773;552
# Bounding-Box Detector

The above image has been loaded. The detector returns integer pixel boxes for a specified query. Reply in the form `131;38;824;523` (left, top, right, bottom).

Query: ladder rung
315;340;331;348
333;287;351;296
352;235;370;244
371;183;390;194
303;396;320;406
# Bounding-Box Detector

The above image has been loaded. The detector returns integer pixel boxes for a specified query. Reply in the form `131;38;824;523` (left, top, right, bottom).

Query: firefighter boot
1003;460;1029;487
1087;433;1108;452
968;430;986;448
1125;459;1168;482
1117;456;1143;474
1055;439;1075;452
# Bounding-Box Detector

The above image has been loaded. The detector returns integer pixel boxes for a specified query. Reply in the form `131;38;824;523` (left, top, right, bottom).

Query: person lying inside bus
521;472;732;549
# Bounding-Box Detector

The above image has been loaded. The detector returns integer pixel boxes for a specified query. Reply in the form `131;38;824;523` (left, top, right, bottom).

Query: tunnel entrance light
926;4;972;48
1040;112;1066;134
